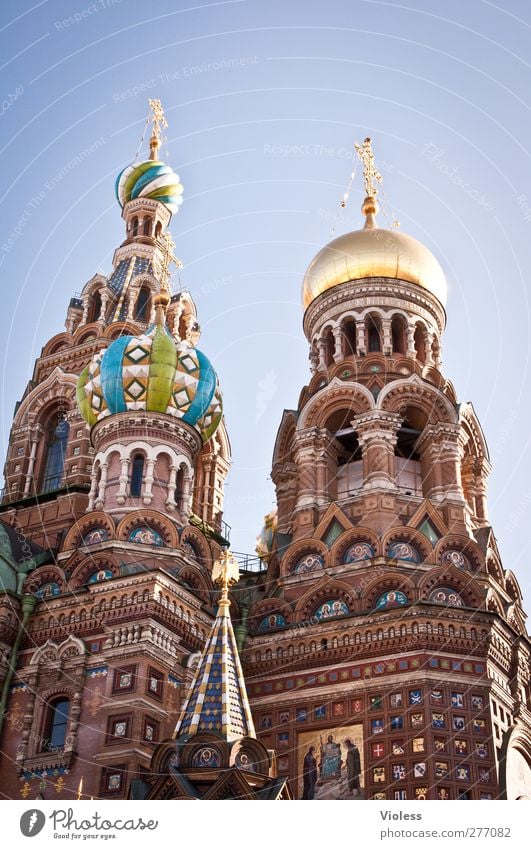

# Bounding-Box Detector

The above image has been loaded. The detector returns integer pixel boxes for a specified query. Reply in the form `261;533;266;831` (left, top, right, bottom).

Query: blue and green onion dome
115;159;184;215
77;316;222;443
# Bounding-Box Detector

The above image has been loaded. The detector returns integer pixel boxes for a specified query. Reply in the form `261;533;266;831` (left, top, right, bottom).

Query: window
131;216;139;237
130;454;144;497
142;217;152;236
367;314;382;352
41;418;70;493
146;667;164;700
112;665;137;694
135;287;151;321
391;315;407;354
341;319;357;356
43;697;70;751
88;290;102;324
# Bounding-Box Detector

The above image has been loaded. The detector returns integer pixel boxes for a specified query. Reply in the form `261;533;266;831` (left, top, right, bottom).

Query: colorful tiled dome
115;159;184;215
77;321;222;442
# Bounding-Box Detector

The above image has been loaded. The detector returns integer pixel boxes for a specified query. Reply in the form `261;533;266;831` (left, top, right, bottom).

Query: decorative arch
298;378;374;429
248;598;292;634
378;375;458;424
73;322;102;346
25;565;66;598
486;552;505;585
294;576;355;623
382;526;433;564
41;332;74;358
102;320;141;340
62;512;116;552
30;635;86;666
434;535;484;573
364;573;416;611
69;554;120;589
271;410;297;467
418;565;482;609
180;528;211;566
116;510;179;548
12;367;78;429
281;539;328;577
330;526;380;566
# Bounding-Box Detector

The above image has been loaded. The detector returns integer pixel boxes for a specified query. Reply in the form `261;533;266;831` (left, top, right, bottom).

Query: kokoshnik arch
0;105;529;802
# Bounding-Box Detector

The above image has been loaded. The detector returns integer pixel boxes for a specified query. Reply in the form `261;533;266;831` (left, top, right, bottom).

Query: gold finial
355;137;382;229
148;98;168;160
212;549;240;614
153;291;170;325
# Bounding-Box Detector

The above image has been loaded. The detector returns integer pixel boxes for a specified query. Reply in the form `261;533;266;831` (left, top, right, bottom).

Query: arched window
341;319;357;356
155;221;163;239
131;216;139;237
130;454;144;497
43;697;70;751
88;290;102;324
391;315;407;354
142;217;152;236
135;287;151;321
41;418;70;493
367;314;381;352
323;328;335;367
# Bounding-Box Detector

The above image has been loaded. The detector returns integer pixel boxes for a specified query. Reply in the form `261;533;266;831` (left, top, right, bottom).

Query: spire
174;550;256;741
148;98;168;160
355;137;382;229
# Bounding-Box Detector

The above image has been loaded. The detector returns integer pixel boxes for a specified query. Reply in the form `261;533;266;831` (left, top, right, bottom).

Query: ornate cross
354;137;382;198
212;549;240;606
148;98;168;141
159;231;182;293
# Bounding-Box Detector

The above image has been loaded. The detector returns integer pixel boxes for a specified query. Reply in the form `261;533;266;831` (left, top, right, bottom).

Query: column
354;412;401;490
293;431;319;508
425;329;435;367
317;338;327;372
81;296;90;326
356;320;366;355
87;465;99;512
98;291;109;323
181;472;192;516
332;327;343;363
309;348;318;375
166;465;177;510
406;324;416;358
95;462;108;509
116;457;130;504
142;458;155;505
382;319;392;355
23;436;40;497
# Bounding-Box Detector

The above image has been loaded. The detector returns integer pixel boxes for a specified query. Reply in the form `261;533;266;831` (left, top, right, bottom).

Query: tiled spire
175;550;256;741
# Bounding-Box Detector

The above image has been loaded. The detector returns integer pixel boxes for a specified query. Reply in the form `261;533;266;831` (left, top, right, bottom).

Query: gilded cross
354;137;382;198
159;231;183;293
148;98;168;141
212;549;240;605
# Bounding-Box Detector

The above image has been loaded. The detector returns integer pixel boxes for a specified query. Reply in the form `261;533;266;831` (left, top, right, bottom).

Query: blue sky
0;0;530;602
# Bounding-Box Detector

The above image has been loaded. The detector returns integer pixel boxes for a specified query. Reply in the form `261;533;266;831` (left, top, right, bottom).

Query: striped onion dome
115;159;184;214
77;322;222;443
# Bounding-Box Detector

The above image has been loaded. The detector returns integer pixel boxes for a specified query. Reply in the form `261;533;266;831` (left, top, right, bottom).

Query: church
0;102;530;801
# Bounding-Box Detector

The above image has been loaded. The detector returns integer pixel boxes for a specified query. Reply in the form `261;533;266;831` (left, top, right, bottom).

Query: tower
131;550;290;799
242;140;531;800
0;102;232;800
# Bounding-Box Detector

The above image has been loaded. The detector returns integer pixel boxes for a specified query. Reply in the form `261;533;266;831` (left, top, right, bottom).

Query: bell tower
243;139;531;801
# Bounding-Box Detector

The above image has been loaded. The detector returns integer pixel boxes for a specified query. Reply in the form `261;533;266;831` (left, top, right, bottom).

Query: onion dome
302;195;447;310
77;297;222;443
115;159;183;215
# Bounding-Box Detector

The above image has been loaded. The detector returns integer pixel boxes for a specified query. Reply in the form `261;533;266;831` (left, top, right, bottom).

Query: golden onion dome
302;196;447;310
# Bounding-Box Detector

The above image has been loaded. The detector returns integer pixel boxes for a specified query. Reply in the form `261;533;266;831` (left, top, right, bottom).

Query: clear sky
0;0;530;603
